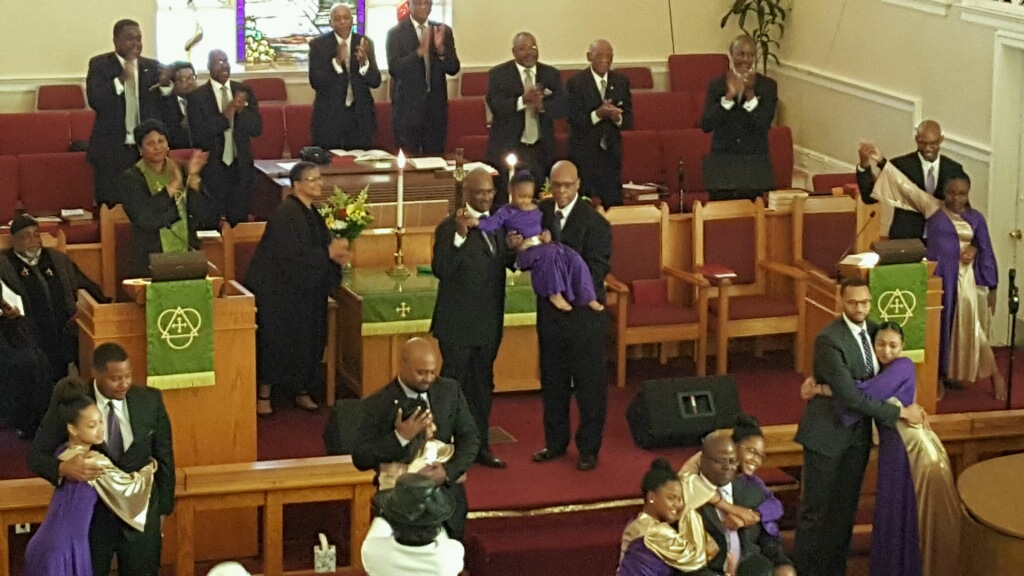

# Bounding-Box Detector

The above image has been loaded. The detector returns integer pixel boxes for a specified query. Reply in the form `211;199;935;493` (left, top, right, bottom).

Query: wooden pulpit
76;280;258;563
802;262;942;413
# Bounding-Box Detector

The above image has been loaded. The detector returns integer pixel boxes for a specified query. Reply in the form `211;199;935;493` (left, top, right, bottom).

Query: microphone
836;210;877;274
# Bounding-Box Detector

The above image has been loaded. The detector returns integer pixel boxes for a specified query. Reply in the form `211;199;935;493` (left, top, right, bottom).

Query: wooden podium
802;262;942;413
958;453;1024;574
76;280;259;562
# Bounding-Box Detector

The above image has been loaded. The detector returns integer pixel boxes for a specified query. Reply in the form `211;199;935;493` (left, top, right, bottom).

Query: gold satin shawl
377;439;456;491
619;472;718;572
59;446;157;532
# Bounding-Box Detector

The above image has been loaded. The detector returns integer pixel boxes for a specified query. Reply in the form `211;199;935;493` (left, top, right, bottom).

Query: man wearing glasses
793;278;925;575
159;61;197;149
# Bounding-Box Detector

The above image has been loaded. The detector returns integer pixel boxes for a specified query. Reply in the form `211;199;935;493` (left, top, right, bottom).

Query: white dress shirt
843;314;880;376
361;517;464;576
919;153;940;194
703;475;742;560
452;204;489;247
394;377;431;447
554;193;580;230
589;68;623;127
94;382;134;452
515;62;536;112
331;32;372;76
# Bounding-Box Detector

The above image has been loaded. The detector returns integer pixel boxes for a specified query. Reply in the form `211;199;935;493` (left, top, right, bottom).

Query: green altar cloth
341;268;537;336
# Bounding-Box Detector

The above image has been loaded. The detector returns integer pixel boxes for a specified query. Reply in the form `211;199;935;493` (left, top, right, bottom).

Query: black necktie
859;329;875;378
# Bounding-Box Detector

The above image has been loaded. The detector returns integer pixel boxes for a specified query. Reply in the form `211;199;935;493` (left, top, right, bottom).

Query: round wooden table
958;453;1024;574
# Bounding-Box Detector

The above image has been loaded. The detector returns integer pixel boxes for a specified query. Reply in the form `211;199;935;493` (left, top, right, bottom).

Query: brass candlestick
387;227;411;278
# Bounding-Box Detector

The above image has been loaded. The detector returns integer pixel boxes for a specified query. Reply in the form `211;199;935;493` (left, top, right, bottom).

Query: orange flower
337;208;348;218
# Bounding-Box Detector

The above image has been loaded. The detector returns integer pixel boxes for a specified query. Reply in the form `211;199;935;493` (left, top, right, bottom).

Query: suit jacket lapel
126;389;146;453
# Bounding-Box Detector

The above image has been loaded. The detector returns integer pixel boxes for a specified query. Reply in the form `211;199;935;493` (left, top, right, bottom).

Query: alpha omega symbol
877;289;917;326
157;306;202;350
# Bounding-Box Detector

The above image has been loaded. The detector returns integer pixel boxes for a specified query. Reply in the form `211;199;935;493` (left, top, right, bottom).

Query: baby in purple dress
470;172;603;312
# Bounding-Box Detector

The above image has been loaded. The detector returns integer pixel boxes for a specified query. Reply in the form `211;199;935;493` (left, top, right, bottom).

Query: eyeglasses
707;456;739;468
739;444;766;461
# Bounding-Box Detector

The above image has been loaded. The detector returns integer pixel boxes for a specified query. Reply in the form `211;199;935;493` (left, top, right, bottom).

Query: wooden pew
0;457;374;576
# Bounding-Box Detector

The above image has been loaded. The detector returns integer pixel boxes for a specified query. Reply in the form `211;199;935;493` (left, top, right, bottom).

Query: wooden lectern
76;280;259;562
802;262;942;413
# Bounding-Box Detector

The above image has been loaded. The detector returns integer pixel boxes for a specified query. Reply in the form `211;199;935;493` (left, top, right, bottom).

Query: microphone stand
1007;268;1019;411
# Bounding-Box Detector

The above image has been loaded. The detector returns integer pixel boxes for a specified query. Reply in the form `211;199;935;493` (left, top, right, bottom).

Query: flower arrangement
318;185;374;241
538;177;553;199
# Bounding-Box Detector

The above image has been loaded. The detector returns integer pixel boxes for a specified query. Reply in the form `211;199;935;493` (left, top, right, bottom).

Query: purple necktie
106;402;124;460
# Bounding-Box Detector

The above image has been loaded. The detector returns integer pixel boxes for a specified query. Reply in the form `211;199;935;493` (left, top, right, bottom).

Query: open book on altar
330;149;396;162
408;156;449;170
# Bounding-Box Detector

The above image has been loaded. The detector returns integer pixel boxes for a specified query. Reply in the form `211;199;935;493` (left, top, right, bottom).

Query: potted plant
720;0;790;74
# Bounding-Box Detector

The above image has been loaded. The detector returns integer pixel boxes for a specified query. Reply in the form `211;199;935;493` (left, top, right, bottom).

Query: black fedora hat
377;473;454;528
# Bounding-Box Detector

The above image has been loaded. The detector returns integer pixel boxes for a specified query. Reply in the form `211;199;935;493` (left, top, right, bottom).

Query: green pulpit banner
868;262;927;362
145;279;215;389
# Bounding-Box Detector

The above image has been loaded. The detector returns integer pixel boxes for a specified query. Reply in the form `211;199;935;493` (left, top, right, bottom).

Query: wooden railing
762;409;1024;477
0;456;375;576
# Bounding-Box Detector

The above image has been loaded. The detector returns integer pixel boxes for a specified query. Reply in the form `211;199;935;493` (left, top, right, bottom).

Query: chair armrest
605;274;630;294
663;265;711;288
759;260;808;281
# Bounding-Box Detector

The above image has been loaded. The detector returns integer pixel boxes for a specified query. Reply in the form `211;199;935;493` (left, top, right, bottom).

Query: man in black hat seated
0;215;107;438
353;337;480;540
361;473;465;576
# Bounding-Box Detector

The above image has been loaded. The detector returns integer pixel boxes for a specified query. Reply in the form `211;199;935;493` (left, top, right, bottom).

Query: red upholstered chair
811;172;856;194
458;135;488;162
18;153;95;213
459;71;489;97
0;156;18;223
446;97;488;152
658;129;712;212
251;104;286;159
373;101;394;152
668;54;729;95
792;195;858;280
0;112;71;154
68;110;95;145
560;68;582;86
36;84;86;111
283;104;314;158
614;66;654;90
692;199;807;374
243;77;288;103
631;92;693;131
605;203;709;387
768;126;794;189
621;131;664;188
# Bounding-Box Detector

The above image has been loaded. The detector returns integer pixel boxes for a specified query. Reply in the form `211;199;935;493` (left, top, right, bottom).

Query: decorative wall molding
774;61;922;121
882;0;954;17
793;146;854;177
961;0;1024;34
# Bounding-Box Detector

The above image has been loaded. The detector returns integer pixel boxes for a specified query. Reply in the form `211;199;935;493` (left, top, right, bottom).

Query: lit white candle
396;149;406;229
505;153;517;185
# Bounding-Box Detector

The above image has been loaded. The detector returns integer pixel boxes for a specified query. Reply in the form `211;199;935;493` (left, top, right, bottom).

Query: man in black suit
431;168;511;469
565;40;633;208
526;161;611;471
188;49;263;228
856;120;964;240
697;431;795;576
385;0;460;154
352;338;480;539
486;32;565;203
309;3;382;150
793;278;925;576
86;19;171;207
700;35;778;202
29;343;175;576
157;61;197;150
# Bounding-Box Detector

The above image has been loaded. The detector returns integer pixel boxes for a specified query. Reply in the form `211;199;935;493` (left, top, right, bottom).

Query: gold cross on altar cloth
395;302;412;318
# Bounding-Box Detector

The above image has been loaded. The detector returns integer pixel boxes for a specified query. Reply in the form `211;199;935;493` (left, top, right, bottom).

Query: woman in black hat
361;473;464;576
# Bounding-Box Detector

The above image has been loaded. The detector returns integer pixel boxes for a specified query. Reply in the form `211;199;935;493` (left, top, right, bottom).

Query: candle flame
505;153;517;168
396;149;406;169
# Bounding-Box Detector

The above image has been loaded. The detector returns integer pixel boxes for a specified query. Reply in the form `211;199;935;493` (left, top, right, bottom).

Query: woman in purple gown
470;170;604;312
24;378;157;576
804;322;960;576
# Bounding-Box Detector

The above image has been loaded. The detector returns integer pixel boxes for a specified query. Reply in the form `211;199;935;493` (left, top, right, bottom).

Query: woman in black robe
244;161;351;416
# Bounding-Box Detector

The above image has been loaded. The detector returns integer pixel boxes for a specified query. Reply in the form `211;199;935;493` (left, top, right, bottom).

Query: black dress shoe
476;449;507;469
532;448;565;463
576;455;598;471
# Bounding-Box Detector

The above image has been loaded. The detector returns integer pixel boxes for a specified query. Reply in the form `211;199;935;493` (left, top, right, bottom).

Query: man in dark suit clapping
793;278;925;576
527;161;611;471
352;338;480;539
158;61;197;150
29;343;175;576
486;32;565;204
565;39;633;208
385;0;460;154
856;120;964;240
188;49;263;227
309;3;382;151
701;35;778;158
86;19;171;207
430;168;513;469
